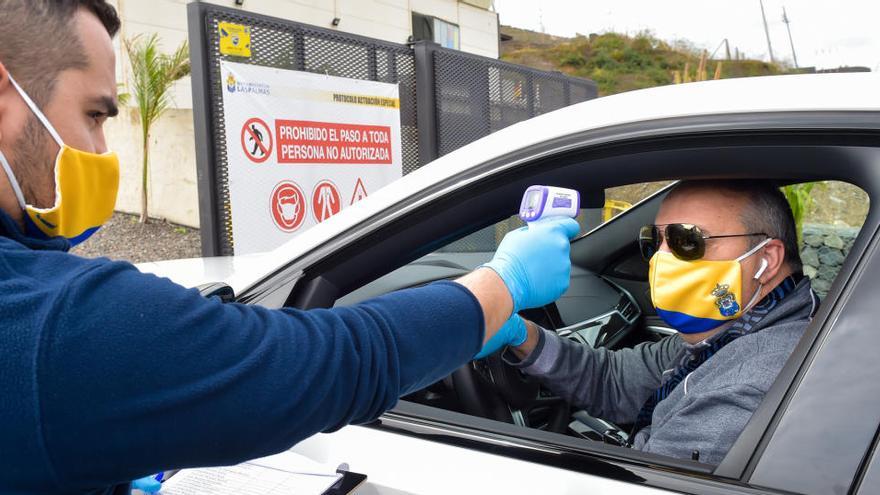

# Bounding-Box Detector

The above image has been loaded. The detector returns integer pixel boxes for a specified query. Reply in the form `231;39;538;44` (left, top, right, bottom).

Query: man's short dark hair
0;0;120;107
668;180;803;272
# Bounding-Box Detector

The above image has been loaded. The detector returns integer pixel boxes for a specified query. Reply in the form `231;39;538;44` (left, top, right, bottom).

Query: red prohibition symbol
241;117;273;163
312;180;342;223
271;181;306;232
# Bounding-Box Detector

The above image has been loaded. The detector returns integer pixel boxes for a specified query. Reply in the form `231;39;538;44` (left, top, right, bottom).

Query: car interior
265;128;877;475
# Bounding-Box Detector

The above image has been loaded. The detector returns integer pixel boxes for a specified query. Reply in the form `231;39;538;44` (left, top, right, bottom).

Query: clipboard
321;469;367;495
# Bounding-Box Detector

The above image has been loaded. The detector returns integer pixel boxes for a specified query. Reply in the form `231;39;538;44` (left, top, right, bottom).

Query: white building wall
107;0;498;227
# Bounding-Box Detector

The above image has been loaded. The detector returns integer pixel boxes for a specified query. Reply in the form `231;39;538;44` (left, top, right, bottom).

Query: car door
236;110;880;494
722;206;880;494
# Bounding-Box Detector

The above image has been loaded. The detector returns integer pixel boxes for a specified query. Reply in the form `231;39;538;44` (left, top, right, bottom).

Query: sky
493;0;879;72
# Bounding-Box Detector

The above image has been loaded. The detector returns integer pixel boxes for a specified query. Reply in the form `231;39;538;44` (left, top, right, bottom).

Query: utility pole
759;0;775;63
782;6;799;68
709;38;732;60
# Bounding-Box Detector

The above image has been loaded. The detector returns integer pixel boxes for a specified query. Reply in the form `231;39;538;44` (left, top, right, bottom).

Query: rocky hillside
500;26;785;96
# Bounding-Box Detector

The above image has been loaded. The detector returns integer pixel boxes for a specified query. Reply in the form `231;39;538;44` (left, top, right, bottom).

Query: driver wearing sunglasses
497;180;819;465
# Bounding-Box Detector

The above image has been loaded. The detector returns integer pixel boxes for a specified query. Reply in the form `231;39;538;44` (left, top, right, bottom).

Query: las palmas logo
224;74;270;95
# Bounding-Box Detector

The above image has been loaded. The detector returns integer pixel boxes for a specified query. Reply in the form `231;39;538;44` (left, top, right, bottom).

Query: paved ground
71;212;201;264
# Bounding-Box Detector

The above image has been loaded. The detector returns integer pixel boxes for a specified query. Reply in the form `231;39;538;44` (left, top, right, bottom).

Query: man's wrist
478;261;520;313
510;319;540;360
454;268;514;342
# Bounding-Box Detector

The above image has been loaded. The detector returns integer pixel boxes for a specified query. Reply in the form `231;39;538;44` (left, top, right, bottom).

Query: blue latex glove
482;216;580;314
475;314;525;359
131;473;163;494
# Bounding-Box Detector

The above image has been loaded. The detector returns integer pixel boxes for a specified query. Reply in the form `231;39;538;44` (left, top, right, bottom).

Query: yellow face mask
0;74;119;246
648;238;771;334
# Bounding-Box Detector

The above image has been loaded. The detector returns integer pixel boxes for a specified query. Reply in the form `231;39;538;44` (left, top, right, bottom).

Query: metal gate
188;2;597;256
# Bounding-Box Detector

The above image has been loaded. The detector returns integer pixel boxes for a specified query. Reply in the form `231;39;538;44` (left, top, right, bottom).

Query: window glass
433;18;460;49
436;181;672;253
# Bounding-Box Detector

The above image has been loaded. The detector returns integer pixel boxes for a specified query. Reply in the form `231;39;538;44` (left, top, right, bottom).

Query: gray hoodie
506;279;818;465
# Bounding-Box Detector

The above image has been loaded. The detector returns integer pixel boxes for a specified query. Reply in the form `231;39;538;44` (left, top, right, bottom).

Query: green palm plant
782;182;817;245
124;34;190;223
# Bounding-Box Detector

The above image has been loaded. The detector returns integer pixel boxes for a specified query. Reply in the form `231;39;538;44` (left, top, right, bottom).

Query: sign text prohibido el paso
220;61;403;254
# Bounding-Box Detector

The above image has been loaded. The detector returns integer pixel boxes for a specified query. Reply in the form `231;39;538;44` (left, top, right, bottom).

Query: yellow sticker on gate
218;22;252;58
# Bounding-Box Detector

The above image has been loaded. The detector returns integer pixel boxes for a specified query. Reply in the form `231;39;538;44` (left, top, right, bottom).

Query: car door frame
240;111;880;493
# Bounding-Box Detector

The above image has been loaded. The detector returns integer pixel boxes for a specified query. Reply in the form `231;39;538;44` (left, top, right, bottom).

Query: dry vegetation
500;26;784;96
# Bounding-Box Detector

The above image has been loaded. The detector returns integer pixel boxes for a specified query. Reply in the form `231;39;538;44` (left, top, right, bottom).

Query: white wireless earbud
754;258;769;280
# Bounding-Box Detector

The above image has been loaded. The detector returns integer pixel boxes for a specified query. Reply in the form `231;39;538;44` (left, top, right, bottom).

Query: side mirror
197;282;235;303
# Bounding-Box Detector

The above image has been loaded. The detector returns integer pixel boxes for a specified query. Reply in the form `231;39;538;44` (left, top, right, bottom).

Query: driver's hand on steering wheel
475;315;540;359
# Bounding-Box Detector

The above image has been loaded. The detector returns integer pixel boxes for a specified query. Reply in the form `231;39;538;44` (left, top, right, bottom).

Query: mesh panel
533;76;567;115
202;7;419;255
569;81;596;103
432;47;595;156
303;37;370;78
433;51;491;156
488;65;531;133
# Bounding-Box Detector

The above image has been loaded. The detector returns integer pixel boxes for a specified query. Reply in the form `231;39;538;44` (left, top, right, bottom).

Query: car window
436;181;672;253
435;180;868;299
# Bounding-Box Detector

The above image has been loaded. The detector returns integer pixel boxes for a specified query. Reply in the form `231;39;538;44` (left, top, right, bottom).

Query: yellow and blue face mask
648;239;771;334
0;74;119;247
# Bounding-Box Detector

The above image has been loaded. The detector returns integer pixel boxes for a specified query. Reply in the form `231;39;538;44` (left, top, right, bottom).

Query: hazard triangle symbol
350;178;368;205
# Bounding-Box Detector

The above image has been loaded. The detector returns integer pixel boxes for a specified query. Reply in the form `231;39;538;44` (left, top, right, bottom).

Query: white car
140;73;880;495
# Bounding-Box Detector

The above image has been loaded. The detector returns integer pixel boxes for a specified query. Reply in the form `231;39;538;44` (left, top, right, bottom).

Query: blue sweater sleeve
37;260;484;488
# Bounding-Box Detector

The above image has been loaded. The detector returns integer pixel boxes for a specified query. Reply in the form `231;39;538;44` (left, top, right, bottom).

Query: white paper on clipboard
158;450;344;495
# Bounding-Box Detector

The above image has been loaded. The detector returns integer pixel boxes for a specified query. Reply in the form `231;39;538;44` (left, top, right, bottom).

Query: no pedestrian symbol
312;180;341;223
241;117;273;163
271;181;306;232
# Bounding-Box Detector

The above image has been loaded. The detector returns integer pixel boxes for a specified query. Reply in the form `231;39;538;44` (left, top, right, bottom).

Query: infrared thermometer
519;185;580;223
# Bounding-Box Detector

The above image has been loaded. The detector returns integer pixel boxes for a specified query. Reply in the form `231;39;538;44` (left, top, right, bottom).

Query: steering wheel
451;352;571;433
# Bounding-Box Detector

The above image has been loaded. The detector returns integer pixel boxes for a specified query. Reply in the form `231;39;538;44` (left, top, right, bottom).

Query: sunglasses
639;224;768;261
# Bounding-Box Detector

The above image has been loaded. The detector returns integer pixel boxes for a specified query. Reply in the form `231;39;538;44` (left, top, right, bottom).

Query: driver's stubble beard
7;112;56;209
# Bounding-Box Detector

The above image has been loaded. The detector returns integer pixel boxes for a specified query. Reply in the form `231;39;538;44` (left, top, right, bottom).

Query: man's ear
757;238;786;284
0;61;9;145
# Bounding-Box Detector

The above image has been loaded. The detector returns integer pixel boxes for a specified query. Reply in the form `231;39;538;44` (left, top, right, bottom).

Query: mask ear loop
735;237;773;262
739;238;773;314
6;74;65;148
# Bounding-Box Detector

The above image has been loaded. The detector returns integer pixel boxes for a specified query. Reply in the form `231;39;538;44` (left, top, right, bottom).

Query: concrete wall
109;107;199;227
107;0;499;227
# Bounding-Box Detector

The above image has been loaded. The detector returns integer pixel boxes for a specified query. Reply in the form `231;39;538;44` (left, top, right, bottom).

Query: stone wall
800;223;860;298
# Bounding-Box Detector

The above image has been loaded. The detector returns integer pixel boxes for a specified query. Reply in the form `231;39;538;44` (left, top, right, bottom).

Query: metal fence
188;2;597;256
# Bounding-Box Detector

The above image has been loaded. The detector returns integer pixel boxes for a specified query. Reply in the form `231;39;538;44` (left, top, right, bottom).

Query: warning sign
218;22;252;58
276;120;392;164
220;61;402;254
350;178;368;205
241;118;272;163
312;180;342;223
270;181;306;232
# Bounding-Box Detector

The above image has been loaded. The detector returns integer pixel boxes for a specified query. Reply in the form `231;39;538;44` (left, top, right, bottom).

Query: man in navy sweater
0;1;579;493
